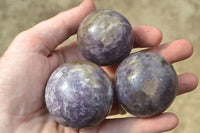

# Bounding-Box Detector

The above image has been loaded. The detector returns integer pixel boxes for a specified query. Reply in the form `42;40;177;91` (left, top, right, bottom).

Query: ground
0;0;200;132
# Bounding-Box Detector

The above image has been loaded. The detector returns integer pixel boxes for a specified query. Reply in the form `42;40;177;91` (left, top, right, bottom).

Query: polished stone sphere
45;61;113;129
115;52;178;117
77;9;133;66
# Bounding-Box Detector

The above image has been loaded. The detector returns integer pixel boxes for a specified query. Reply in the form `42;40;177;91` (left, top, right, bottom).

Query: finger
56;41;85;62
11;0;95;55
50;25;162;71
55;42;119;80
133;25;163;47
109;73;198;116
80;113;178;133
147;39;193;63
177;73;199;95
56;25;163;75
108;73;199;116
56;25;163;60
56;39;193;67
48;41;85;71
101;25;162;78
53;41;120;80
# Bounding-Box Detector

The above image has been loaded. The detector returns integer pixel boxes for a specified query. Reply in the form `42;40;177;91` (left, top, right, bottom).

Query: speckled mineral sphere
115;52;178;118
45;61;113;129
77;9;133;66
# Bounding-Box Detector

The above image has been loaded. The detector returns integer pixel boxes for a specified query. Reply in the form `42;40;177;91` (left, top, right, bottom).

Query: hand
0;0;198;133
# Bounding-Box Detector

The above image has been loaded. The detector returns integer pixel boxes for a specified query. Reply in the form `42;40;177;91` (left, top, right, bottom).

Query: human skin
0;0;198;133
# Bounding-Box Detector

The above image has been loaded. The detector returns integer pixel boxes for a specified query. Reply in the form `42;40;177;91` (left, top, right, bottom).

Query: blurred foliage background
0;0;199;132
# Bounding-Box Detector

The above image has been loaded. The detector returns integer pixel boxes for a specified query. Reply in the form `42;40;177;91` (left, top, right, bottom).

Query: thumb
10;0;96;55
80;113;179;133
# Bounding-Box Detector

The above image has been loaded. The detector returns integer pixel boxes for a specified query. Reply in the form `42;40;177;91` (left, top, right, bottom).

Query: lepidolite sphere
115;52;178;117
45;61;113;129
77;9;133;66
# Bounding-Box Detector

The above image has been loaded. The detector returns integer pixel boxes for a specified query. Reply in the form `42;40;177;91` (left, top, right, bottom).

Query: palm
0;42;122;133
0;0;198;133
0;48;83;132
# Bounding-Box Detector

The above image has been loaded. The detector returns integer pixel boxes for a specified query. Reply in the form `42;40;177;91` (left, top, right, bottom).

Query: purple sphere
77;9;133;66
45;61;113;129
115;52;178;117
